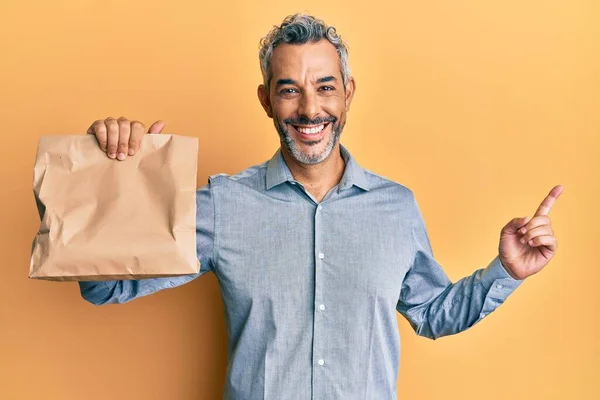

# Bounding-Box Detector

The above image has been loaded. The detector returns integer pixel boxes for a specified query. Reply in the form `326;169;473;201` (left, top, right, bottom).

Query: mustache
283;116;336;126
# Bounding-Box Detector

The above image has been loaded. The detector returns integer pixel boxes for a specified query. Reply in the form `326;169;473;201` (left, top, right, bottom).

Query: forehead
270;40;342;82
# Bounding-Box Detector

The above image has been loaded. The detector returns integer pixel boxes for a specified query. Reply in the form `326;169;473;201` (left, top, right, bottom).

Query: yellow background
1;0;598;399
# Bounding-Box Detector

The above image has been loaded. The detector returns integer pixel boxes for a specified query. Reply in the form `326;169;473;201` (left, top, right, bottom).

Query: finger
520;225;554;244
502;216;532;235
534;185;564;217
148;120;166;134
86;120;101;135
518;215;551;235
105;117;119;159
129;120;146;155
116;117;131;161
526;235;557;252
88;120;107;151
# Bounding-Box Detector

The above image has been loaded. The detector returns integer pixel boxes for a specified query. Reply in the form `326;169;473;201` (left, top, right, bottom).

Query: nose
297;91;320;122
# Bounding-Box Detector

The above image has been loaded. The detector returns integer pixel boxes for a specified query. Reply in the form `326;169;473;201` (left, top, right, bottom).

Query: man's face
258;40;355;165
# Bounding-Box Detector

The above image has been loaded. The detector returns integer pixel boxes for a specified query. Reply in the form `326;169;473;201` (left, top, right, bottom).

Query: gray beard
275;120;343;165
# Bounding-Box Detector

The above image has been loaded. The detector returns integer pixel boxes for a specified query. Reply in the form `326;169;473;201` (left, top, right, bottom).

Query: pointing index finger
534;185;564;216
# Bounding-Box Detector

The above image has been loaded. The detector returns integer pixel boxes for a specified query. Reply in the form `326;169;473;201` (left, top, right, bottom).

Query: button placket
313;200;327;391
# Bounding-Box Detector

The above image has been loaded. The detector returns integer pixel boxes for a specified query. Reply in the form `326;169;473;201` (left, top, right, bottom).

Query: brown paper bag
29;134;199;281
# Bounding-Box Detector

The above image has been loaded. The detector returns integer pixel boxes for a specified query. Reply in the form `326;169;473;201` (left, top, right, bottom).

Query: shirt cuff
480;255;523;299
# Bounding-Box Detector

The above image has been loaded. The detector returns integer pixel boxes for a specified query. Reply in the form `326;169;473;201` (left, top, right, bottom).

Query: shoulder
362;168;416;203
207;160;269;190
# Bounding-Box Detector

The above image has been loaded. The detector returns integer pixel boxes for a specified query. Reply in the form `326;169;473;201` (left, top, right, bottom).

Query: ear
344;77;356;112
257;84;273;118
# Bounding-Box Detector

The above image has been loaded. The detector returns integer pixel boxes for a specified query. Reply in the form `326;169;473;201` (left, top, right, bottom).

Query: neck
281;143;346;203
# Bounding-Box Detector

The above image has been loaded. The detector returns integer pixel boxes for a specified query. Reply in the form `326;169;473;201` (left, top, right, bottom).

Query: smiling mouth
291;123;330;135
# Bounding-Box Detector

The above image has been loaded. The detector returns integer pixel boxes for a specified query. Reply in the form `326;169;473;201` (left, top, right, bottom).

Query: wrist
499;257;520;280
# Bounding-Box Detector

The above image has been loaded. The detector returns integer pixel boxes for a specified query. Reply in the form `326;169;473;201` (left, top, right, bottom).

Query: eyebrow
316;76;337;84
275;79;296;87
274;76;338;87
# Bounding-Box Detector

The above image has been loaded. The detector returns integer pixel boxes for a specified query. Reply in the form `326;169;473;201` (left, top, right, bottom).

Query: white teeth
296;124;325;134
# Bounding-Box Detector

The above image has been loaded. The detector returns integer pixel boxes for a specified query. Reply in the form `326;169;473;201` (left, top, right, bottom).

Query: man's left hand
498;185;564;280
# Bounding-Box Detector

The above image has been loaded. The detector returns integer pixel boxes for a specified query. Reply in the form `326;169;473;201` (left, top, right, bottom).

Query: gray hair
259;14;351;92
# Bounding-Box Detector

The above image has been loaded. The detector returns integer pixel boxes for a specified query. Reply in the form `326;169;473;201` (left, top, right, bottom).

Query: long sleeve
78;180;216;305
396;193;523;340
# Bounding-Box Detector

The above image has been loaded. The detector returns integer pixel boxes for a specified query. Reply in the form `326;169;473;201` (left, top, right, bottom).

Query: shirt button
318;252;325;259
317;205;322;211
319;304;325;311
496;284;504;289
318;359;324;366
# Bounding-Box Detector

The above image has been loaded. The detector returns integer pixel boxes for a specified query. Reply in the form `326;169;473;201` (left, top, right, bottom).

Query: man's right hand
86;117;167;160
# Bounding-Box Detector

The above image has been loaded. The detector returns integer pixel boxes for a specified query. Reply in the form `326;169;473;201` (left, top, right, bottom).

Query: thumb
148;120;167;134
503;216;532;235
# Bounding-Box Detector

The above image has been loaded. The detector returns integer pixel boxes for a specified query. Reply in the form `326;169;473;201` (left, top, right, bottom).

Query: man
80;13;562;399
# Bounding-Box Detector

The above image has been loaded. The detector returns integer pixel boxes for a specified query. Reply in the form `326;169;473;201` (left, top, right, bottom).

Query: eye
319;86;335;92
280;88;299;95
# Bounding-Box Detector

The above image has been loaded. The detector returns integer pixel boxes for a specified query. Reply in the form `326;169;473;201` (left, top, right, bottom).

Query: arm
396;193;522;340
79;181;216;305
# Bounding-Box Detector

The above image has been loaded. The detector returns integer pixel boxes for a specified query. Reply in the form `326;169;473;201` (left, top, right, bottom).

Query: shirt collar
265;144;370;192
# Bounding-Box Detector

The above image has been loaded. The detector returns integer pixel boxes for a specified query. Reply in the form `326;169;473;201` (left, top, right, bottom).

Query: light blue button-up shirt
79;144;522;399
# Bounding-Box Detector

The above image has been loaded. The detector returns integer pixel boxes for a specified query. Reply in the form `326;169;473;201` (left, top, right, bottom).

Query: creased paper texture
30;134;199;281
